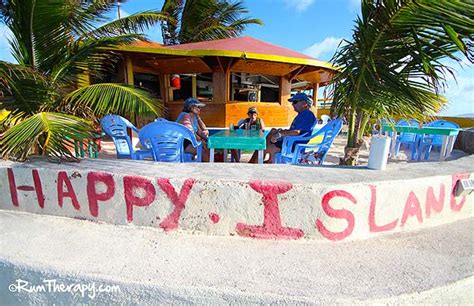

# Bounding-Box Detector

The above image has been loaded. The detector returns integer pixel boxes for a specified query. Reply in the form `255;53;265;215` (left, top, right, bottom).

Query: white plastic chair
321;115;330;125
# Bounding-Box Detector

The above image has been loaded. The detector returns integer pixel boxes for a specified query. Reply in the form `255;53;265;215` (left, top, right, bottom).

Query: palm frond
161;0;183;45
330;0;474;148
1;112;92;161
83;11;170;39
0;61;57;118
178;0;262;44
63;83;161;120
50;34;143;82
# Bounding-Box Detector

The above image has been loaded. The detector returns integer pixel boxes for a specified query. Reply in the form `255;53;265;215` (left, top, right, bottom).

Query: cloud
438;67;474;116
0;24;15;62
348;0;360;11
0;24;10;49
284;0;315;12
303;37;343;60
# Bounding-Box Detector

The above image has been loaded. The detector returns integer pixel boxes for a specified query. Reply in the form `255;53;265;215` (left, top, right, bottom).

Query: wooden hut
111;36;336;127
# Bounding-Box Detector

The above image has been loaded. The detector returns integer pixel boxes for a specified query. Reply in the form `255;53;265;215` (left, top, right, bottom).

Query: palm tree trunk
360;113;370;139
352;110;363;147
341;109;363;165
347;109;356;148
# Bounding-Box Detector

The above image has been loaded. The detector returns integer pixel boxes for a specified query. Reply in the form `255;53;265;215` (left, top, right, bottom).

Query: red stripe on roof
130;36;316;60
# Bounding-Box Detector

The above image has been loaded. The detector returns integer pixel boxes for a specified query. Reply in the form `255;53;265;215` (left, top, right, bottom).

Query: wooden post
124;56;135;136
280;76;293;126
164;74;174;101
192;74;197;98
212;71;228;103
230;73;235;101
280;76;291;106
313;82;319;117
125;56;134;85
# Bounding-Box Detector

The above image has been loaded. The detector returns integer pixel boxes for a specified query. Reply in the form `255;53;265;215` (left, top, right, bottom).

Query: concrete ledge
0;211;472;304
0;156;473;241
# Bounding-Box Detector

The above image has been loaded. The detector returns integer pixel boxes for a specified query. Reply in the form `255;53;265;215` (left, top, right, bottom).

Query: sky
0;0;472;116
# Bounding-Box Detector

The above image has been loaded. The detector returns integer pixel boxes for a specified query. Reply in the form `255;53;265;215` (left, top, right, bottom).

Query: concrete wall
0;163;472;242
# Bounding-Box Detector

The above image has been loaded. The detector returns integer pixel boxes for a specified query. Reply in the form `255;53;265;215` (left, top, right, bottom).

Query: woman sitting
176;97;210;162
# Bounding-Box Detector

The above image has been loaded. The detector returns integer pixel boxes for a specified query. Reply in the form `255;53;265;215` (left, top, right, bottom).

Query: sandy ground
97;134;465;165
1;211;472;304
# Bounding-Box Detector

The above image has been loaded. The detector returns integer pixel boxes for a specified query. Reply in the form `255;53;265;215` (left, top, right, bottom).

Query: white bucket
368;135;391;170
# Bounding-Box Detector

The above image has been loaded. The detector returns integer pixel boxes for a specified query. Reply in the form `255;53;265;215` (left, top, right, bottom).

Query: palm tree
0;0;169;161
160;0;262;45
330;0;473;165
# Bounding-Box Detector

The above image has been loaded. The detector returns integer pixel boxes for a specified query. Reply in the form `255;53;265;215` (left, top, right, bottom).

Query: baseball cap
184;97;206;108
288;93;313;106
247;107;258;114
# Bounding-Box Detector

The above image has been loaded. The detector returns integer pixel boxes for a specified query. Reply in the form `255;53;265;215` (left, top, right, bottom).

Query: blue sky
0;0;472;116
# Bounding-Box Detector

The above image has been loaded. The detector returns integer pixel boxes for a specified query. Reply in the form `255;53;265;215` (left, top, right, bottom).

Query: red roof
131;36;315;60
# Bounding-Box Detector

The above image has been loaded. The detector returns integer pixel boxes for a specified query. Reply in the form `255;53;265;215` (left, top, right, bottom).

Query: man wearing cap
176;97;210;161
249;92;316;163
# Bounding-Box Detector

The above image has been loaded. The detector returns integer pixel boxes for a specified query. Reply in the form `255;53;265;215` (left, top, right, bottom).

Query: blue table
382;125;460;161
207;129;267;163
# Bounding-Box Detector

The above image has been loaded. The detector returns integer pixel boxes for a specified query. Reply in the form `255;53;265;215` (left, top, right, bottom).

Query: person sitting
237;107;266;131
249;92;316;163
176;97;210;162
231;107;266;162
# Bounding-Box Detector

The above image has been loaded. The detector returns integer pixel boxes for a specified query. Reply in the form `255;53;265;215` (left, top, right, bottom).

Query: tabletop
382;125;460;136
207;129;267;150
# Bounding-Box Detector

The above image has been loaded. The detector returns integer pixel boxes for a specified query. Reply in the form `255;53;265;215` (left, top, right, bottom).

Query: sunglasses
292;100;303;105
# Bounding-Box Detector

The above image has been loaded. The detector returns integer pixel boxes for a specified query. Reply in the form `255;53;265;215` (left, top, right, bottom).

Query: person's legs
184;142;209;162
249;131;273;163
249;150;258;163
185;144;197;157
230;149;240;162
249;130;280;164
265;141;282;163
201;141;210;162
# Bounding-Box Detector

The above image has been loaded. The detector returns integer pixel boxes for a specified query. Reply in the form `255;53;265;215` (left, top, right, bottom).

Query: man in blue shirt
249;92;316;163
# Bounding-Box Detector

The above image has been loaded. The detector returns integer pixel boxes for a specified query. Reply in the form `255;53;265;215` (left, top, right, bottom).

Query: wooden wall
212;72;228;104
164;101;296;128
165;101;227;127
226;102;295;128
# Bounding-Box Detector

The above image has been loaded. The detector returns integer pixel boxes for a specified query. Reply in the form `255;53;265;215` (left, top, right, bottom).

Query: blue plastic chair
419;120;460;160
273;118;343;165
138;120;202;162
100;115;152;160
394;119;420;160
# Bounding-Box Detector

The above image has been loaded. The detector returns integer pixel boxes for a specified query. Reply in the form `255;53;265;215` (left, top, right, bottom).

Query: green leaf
1;112;93;161
443;24;466;53
63;83;162;120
